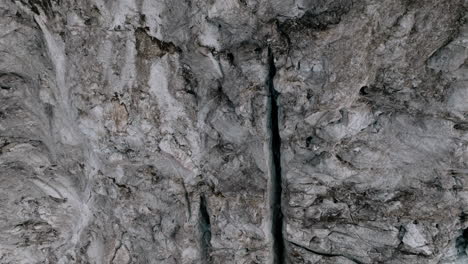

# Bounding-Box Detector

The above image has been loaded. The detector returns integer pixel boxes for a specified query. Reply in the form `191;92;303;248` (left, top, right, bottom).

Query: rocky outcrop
0;0;467;263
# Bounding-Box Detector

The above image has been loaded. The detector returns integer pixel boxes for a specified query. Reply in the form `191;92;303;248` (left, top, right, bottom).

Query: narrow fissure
267;46;285;264
199;194;212;263
456;228;468;256
289;241;364;264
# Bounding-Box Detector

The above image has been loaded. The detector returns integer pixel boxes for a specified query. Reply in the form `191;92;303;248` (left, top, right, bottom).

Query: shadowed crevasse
267;47;285;264
199;195;212;263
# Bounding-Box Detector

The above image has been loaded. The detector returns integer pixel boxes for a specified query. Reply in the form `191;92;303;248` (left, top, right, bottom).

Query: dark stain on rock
279;0;352;32
20;0;54;17
135;28;182;59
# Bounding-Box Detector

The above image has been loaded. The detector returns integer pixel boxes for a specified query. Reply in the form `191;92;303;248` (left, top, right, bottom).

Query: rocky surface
0;0;467;263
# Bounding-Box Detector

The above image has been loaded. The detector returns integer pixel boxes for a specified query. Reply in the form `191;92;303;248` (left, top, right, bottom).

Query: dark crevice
108;177;132;197
454;123;468;131
227;52;235;65
456;228;468;256
267;47;285;264
398;225;406;241
199;194;212;263
289;241;364;264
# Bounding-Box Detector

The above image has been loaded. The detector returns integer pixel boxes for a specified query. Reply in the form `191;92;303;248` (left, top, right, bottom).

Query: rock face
0;0;468;263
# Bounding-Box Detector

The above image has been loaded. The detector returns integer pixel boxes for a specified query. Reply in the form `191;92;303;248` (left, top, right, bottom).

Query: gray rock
0;0;467;263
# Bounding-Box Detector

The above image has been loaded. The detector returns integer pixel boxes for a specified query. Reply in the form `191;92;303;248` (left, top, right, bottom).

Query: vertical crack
267;46;285;264
199;194;212;263
456;228;468;257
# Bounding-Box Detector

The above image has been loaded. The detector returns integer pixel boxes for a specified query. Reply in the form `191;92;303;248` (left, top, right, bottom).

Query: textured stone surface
0;0;468;263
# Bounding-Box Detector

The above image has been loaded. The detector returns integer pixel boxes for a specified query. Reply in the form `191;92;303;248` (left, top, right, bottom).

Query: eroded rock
0;0;467;263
